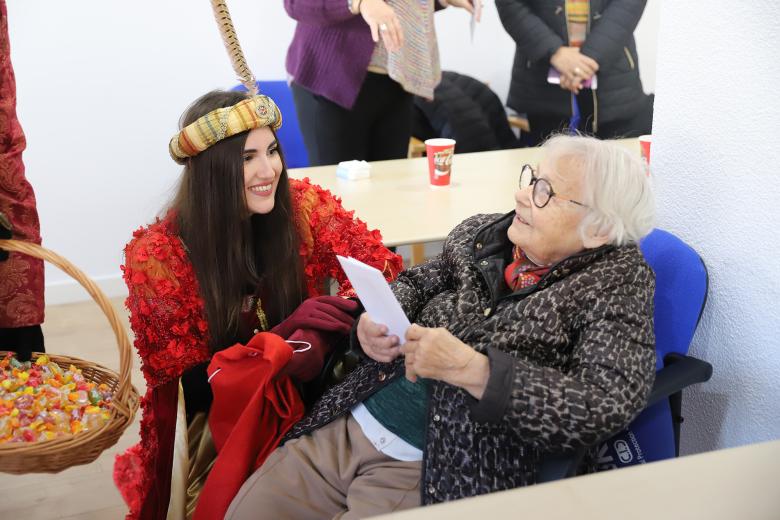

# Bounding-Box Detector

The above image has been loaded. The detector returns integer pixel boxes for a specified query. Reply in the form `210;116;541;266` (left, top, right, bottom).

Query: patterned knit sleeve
291;179;403;297
283;0;355;25
388;257;446;323
391;214;486;321
122;223;211;389
473;263;656;451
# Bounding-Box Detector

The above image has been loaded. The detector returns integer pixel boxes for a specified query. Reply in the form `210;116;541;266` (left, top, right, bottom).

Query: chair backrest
639;229;708;369
540;229;709;479
596;229;708;469
232;80;310;169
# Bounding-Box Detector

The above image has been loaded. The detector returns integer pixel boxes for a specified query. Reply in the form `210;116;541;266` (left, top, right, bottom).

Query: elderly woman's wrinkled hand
357;313;402;363
402;324;490;398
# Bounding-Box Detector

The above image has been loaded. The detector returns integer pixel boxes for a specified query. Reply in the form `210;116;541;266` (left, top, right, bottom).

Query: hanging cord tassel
210;0;258;95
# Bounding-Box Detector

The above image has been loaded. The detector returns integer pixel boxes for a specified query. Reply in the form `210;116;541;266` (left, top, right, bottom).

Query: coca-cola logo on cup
433;149;453;177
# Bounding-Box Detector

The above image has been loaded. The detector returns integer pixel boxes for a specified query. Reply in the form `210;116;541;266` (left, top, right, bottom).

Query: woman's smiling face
243;127;283;215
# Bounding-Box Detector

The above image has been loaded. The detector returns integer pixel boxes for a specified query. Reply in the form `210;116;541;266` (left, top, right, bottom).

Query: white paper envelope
336;255;411;344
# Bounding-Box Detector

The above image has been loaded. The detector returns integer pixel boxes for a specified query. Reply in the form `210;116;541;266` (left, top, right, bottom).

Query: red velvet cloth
281;328;334;382
0;0;44;328
194;333;304;520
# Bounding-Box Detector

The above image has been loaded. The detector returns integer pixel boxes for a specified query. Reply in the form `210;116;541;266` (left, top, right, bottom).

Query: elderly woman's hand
356;313;402;363
402;324;490;398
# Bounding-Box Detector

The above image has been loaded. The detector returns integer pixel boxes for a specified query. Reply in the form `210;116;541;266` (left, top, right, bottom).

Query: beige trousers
226;414;422;520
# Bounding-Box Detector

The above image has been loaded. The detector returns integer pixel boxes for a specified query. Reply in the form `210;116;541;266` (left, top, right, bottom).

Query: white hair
542;134;655;246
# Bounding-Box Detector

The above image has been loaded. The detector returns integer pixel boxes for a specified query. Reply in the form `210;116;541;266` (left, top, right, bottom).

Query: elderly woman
227;134;656;519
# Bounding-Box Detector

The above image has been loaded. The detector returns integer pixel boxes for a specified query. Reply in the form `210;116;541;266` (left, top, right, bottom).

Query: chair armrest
537;354;712;484
647;353;713;407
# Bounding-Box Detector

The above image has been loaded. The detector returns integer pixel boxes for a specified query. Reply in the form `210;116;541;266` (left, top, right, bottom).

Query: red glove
279;329;333;382
270;296;358;339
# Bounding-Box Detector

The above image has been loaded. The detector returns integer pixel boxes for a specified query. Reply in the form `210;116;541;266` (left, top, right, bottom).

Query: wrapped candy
0;354;115;443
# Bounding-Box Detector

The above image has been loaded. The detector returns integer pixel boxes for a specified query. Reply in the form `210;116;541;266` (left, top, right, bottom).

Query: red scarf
504;247;551;291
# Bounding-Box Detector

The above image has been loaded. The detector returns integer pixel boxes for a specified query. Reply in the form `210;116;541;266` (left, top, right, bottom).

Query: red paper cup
639;135;652;166
425;138;456;187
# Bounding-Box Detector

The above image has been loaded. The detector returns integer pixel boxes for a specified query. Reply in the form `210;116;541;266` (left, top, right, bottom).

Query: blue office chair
232;80;310;168
539;229;713;481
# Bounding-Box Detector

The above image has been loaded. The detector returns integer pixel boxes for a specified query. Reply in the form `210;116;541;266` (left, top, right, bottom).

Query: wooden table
288;139;641;250
374;439;780;520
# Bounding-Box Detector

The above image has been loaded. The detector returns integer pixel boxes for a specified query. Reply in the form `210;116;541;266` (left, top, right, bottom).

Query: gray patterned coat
285;212;656;505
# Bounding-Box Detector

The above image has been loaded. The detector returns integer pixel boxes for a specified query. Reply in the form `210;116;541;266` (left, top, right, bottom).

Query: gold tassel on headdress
210;0;258;95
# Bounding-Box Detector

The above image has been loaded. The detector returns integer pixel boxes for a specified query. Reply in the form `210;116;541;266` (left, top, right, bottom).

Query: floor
1;297;142;519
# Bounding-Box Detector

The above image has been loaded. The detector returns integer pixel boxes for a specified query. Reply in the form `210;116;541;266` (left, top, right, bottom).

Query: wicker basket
0;239;140;474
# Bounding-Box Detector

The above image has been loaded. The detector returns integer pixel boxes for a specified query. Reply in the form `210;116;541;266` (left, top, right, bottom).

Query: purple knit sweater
284;0;377;110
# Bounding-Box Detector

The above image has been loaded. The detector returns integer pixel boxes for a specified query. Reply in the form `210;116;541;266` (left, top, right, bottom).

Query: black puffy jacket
413;71;524;153
496;0;648;126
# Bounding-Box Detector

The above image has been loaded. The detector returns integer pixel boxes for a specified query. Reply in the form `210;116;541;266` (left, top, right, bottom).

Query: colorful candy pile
0;354;114;443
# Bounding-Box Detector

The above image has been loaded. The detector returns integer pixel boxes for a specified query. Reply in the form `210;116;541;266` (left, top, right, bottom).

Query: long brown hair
170;90;305;350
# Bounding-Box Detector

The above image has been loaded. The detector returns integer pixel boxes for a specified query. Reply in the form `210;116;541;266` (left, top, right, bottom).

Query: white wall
652;1;780;452
8;0;660;304
8;1;297;303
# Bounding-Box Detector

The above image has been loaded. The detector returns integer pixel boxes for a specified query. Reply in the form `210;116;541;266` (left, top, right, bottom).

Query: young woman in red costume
113;89;402;519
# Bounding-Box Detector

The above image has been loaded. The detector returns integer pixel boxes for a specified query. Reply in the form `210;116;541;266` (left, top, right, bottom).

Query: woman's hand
270;296;358;339
444;0;480;20
402;324;490;398
356;313;402;363
359;0;404;53
550;46;599;94
559;73;583;94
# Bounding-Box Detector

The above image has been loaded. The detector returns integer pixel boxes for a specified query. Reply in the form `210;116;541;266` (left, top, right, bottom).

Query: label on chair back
596;430;647;471
596;400;677;471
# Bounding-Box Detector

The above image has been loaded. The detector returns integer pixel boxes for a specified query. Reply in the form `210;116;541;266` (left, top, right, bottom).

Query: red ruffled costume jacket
114;178;401;519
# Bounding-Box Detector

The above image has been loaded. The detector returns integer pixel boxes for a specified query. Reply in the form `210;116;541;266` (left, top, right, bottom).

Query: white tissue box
336;160;371;180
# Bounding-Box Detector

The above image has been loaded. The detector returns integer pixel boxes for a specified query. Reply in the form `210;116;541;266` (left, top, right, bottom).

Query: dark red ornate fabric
0;0;44;328
114;178;402;519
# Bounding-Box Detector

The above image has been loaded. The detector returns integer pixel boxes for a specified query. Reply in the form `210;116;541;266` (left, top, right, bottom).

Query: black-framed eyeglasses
519;164;589;209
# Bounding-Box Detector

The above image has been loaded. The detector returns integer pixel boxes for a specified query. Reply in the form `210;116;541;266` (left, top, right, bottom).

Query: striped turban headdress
168;95;282;164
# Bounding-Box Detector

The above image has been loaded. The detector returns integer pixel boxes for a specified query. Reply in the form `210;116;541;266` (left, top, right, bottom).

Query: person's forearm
447;352;490;399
